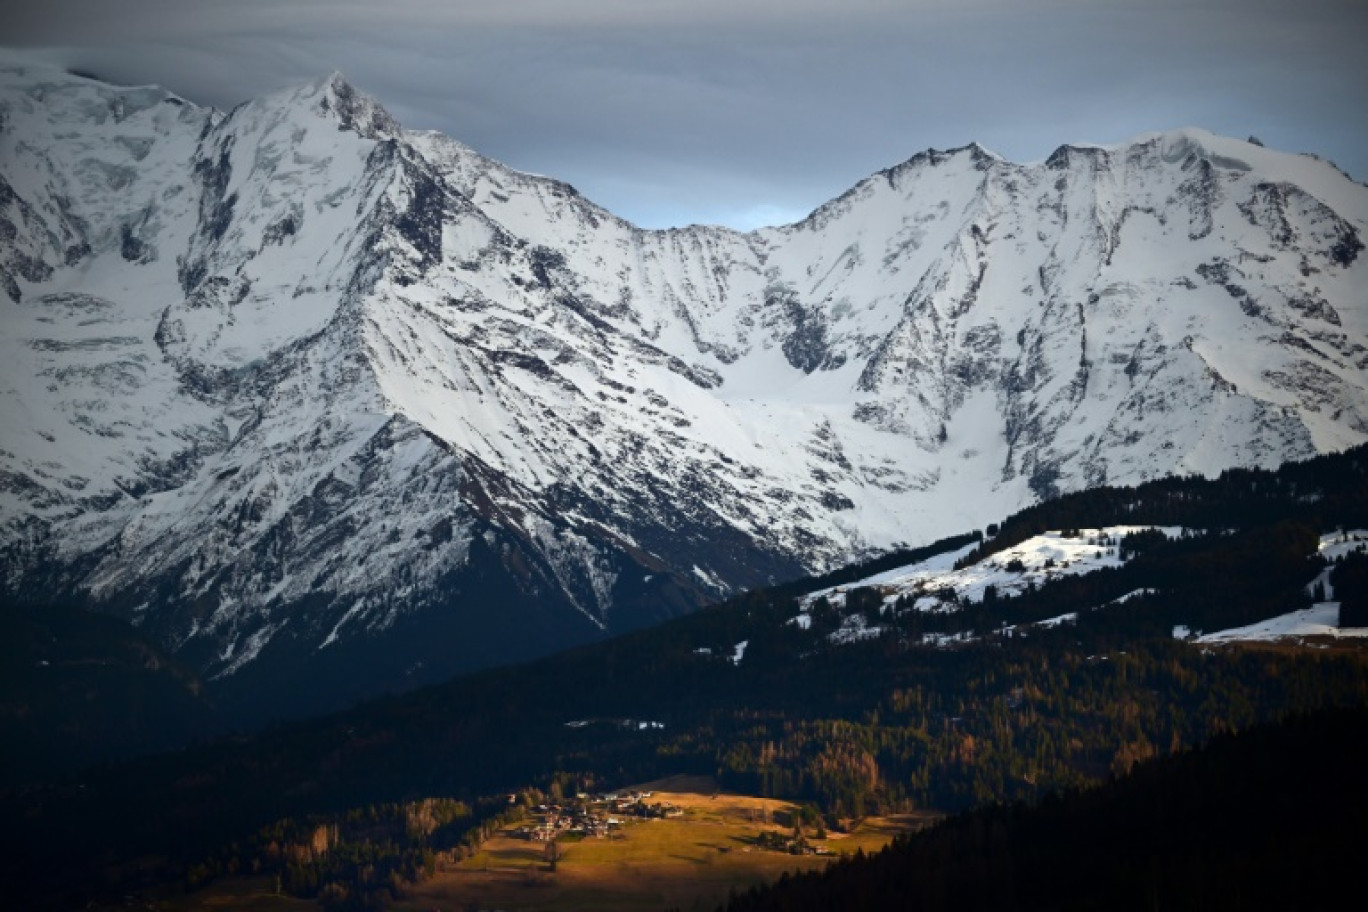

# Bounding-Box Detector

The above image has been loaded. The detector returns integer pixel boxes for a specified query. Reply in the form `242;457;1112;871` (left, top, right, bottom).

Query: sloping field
399;777;933;912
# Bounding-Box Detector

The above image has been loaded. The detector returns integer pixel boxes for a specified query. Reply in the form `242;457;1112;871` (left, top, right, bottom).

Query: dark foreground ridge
721;705;1368;912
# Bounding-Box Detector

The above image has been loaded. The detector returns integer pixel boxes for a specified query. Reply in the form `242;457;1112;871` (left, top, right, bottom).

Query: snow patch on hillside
803;527;1182;614
1320;530;1368;561
1183;604;1368;644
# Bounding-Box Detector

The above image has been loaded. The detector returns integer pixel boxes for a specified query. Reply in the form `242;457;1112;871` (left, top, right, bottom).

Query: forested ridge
720;705;1368;912
958;444;1368;565
0;602;221;780
5;445;1368;909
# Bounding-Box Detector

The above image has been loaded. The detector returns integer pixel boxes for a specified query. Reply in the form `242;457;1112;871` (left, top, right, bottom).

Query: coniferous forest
720;705;1368;912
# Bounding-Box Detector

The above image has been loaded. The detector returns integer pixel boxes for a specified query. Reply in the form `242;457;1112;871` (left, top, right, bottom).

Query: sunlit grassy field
397;776;934;912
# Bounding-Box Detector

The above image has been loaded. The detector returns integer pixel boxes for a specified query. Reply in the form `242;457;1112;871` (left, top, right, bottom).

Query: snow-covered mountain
2;60;1365;718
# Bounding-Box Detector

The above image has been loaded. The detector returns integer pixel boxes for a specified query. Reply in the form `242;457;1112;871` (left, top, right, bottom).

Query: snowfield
1184;604;1368;644
805;527;1181;645
1319;530;1368;562
807;528;1368;650
802;526;1181;612
1167;530;1368;645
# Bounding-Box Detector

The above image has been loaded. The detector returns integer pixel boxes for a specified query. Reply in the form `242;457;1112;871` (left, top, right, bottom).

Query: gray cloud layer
4;0;1366;228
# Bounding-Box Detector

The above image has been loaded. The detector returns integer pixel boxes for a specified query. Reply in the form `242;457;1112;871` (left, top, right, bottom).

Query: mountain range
2;59;1365;720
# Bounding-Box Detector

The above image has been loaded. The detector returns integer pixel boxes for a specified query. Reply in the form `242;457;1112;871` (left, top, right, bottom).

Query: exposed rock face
2;61;1365;719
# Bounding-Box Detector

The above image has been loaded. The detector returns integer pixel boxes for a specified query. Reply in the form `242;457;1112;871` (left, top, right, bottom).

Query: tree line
718;704;1368;912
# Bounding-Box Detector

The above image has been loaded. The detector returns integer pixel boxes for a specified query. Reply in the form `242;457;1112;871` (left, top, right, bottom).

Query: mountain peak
310;70;398;139
250;69;399;139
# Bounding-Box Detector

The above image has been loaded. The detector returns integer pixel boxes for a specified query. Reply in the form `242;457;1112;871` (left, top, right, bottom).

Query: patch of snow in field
1024;611;1077;630
806;527;1183;612
563;718;665;730
835;542;980;590
1185;603;1368;643
828;616;886;645
1320;531;1368;562
918;630;977;647
914;611;1080;648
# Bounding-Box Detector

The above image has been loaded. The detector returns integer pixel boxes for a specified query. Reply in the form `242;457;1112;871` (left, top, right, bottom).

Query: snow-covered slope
797;526;1174;644
3;60;1366;717
789;529;1368;650
1181;530;1368;644
804;527;1179;610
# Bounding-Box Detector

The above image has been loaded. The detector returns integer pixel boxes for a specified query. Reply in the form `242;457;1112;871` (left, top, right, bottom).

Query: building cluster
515;790;683;842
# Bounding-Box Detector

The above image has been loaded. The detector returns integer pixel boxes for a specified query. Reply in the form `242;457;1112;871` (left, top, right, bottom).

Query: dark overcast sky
3;0;1366;229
